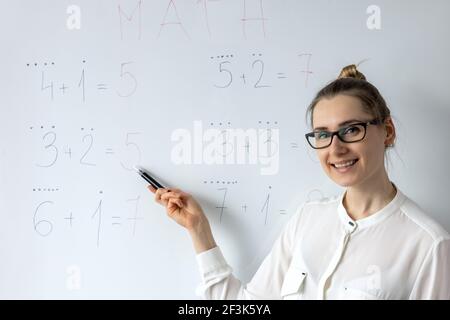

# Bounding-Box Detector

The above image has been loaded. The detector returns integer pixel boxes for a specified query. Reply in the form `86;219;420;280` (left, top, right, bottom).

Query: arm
196;206;303;300
148;185;303;299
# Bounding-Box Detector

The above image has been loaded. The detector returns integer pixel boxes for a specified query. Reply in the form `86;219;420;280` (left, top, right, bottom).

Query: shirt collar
337;182;406;233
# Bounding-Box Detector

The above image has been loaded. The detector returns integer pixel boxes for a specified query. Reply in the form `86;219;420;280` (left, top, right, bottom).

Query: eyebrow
313;119;364;131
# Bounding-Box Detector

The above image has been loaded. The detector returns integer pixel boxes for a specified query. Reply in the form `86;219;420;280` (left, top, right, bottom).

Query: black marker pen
133;166;165;189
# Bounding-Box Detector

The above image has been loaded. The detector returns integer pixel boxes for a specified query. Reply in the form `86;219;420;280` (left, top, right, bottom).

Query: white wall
0;0;449;298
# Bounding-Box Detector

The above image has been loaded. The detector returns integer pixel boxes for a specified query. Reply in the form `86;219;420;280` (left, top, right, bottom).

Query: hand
148;185;217;253
148;185;207;232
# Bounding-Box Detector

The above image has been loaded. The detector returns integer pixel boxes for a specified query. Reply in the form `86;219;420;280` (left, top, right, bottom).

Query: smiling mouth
331;159;359;169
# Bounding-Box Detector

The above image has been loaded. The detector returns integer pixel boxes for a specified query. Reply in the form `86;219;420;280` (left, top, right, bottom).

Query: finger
155;188;170;203
173;198;184;208
171;188;189;196
160;191;182;201
158;189;184;207
147;185;156;193
163;194;184;208
168;197;183;209
167;198;181;216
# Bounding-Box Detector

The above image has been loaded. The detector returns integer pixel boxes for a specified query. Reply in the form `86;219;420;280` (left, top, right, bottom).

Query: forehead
312;95;372;129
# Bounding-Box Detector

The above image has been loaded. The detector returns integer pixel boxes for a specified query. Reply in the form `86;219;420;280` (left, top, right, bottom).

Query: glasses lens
339;124;366;142
308;131;331;149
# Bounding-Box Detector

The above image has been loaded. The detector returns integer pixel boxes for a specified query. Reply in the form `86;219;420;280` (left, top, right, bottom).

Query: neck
343;170;397;221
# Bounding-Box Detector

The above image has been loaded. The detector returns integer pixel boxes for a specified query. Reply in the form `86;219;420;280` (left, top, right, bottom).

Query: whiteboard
1;0;449;299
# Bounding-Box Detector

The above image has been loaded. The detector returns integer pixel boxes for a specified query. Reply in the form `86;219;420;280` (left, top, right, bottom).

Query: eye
342;125;361;135
315;131;330;140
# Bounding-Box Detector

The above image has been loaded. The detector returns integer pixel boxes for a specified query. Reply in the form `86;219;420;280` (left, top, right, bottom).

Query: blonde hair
338;64;367;80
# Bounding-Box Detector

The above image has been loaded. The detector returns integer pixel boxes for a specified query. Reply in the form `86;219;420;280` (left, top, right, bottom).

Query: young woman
148;65;450;300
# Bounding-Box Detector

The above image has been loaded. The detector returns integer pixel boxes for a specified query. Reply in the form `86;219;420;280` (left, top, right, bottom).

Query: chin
334;181;355;188
328;174;359;188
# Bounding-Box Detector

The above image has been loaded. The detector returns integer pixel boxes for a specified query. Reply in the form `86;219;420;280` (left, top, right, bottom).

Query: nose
328;134;348;154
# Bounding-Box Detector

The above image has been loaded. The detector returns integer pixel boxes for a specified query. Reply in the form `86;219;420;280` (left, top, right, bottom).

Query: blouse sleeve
409;238;450;300
195;203;305;300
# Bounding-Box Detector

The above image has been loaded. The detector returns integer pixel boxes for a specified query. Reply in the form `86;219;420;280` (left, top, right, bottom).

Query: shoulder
398;195;450;243
287;194;341;227
302;194;341;215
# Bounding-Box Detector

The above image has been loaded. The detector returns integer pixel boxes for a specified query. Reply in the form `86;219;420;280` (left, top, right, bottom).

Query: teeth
334;160;357;168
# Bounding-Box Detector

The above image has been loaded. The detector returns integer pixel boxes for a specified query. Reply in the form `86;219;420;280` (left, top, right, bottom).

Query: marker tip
133;165;142;173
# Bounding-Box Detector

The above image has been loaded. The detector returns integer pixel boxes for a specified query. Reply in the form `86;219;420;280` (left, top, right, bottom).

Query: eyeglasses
305;119;383;149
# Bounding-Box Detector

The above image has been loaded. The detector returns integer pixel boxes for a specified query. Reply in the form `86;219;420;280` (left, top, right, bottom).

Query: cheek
360;140;385;167
317;151;331;170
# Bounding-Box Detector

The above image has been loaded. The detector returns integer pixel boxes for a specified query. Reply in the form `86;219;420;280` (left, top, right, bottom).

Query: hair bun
338;64;366;80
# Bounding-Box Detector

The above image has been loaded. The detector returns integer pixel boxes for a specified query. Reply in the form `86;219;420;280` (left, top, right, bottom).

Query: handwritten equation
26;60;138;102
29;125;142;170
201;184;286;225
33;192;143;247
210;53;313;89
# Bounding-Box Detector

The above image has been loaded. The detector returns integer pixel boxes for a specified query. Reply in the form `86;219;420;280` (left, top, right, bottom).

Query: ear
383;116;396;147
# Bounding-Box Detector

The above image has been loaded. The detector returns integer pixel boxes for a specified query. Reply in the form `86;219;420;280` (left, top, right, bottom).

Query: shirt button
348;221;355;227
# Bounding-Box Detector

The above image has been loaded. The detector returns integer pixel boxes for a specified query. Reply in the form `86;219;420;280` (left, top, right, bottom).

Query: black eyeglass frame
305;118;383;149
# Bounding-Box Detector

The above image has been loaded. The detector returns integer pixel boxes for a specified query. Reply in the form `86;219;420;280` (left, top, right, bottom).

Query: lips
330;159;359;168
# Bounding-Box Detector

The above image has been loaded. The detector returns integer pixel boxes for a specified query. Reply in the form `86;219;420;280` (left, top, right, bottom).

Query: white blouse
195;185;450;299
